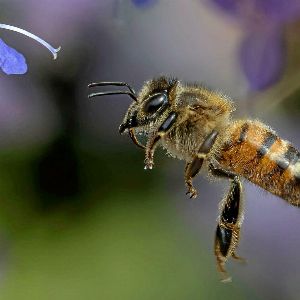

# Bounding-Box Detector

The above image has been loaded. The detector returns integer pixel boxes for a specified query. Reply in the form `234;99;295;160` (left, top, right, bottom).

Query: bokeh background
0;0;300;299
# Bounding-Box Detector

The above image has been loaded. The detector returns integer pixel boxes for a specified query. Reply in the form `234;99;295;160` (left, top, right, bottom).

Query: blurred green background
0;1;300;299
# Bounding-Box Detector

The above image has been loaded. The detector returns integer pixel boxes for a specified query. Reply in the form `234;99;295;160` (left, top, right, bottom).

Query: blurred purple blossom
0;38;27;75
211;0;300;90
132;0;158;8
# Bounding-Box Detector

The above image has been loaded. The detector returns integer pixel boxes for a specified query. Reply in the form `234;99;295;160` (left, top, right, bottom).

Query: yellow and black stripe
217;120;300;206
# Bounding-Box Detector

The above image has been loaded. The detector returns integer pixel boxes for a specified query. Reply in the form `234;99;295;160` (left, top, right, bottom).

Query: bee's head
88;76;179;148
120;76;179;132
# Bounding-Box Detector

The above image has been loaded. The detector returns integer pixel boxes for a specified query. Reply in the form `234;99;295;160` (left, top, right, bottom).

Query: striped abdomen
216;120;300;206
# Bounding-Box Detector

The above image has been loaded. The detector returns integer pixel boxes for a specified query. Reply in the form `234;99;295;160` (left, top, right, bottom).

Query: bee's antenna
88;82;136;95
88;81;137;102
88;91;137;101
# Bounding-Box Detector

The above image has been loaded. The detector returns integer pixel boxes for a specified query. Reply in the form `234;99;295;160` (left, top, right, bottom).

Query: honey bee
88;76;300;282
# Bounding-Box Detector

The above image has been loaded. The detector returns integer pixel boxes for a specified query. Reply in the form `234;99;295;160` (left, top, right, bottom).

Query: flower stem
0;24;61;59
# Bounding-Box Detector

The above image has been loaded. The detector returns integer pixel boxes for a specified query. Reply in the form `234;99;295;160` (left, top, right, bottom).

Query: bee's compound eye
143;93;168;114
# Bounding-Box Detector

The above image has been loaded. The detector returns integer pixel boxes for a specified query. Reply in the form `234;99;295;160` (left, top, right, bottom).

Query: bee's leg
215;224;233;282
184;130;219;198
184;162;194;197
214;176;244;282
144;112;177;169
184;157;205;199
129;129;146;150
232;252;246;263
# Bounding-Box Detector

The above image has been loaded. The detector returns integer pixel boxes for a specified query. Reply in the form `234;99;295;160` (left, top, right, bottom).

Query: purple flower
211;0;300;90
132;0;158;8
0;24;61;75
0;38;27;75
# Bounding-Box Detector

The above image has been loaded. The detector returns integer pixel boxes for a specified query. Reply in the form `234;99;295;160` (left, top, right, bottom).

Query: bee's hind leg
214;174;245;282
184;130;219;198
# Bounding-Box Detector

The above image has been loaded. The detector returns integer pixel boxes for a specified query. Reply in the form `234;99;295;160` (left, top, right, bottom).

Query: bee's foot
144;160;154;170
185;187;198;199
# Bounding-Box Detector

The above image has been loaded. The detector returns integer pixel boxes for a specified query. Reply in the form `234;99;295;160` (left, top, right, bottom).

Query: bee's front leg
184;130;219;198
144;112;177;170
129;128;146;150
